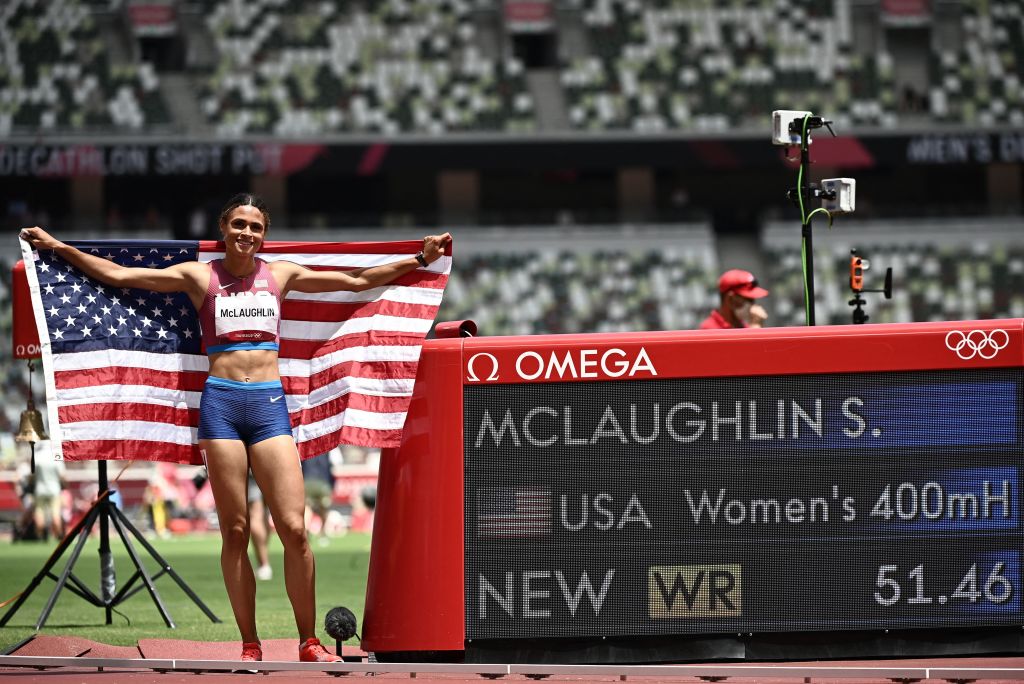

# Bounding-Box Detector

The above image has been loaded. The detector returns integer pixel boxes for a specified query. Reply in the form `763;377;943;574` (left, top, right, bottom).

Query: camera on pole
772;110;858;326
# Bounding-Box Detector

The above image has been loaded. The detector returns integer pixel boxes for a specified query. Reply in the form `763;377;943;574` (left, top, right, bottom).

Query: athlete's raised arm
19;226;208;300
273;232;452;295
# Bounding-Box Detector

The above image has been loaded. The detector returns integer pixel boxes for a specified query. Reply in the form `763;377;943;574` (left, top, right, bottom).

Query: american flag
476;488;552;538
19;238;451;464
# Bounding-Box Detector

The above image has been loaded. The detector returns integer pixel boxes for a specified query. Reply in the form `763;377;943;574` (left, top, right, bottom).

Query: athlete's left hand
422;233;452;264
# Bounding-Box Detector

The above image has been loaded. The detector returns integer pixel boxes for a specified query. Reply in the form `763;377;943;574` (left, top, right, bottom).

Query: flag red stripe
62;439;200;464
287;391;413;428
295;268;448;289
279;332;424;361
280;360;419;396
296;426;403;457
282;299;439;322
306;359;419;385
55;367;208;392
390;271;448;289
63;430;398;462
64;432;396;463
55;393;407;427
58;402;199;427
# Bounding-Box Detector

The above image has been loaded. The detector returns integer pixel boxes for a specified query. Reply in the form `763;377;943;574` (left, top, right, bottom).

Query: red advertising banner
504;0;554;32
12;259;41;359
127;2;178;36
882;0;929;17
462;321;1022;385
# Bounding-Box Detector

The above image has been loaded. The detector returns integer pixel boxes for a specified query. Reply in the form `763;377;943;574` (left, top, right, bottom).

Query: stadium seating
1;1;1019;135
438;220;1024;337
436;226;719;335
561;0;898;132
928;1;1024;126
197;0;536;136
761;219;1024;327
0;0;172;135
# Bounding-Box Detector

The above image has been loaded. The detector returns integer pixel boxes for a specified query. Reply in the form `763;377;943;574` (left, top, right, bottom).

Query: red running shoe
241;642;263;661
299;637;342;663
234;641;262;674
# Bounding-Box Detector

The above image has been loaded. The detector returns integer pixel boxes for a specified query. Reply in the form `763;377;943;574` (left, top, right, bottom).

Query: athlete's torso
199;258;284;359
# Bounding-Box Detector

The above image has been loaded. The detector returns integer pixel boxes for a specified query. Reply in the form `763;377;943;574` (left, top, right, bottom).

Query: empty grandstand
562;0;898;132
2;0;1021;137
435;225;718;334
1;0;172;136
762;218;1024;326
196;0;536;136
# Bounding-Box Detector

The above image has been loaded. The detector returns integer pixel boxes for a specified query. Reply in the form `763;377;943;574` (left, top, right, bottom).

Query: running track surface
4;636;1024;683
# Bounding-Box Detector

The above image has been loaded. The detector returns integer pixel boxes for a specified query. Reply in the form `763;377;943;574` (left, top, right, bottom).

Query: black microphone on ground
324;606;359;660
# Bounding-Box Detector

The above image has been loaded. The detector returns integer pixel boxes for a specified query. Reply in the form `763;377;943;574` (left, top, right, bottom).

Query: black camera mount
790;116;835;137
787;183;838;207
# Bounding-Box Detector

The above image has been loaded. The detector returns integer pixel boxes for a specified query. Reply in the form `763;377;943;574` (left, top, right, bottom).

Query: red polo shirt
699;309;746;330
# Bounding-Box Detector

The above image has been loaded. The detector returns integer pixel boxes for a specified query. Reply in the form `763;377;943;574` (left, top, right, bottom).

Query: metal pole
97;461;116;625
800;137;815;326
110;504;220;623
108;506;175;628
33;504;102;629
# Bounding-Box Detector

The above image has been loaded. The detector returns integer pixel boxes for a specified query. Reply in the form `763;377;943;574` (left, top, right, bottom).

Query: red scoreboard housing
363;321;1024;662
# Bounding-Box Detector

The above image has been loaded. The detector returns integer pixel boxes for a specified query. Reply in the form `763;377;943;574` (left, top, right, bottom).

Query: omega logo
466;347;656;383
467;352;500;382
15;343;41;357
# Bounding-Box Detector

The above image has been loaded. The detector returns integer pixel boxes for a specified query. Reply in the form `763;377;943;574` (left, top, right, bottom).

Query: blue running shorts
197;376;294;445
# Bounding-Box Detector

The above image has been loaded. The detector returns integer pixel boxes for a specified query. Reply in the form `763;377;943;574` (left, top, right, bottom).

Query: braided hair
218;193;270;231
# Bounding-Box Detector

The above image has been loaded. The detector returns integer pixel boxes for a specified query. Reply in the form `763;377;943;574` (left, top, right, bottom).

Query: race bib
214;292;279;341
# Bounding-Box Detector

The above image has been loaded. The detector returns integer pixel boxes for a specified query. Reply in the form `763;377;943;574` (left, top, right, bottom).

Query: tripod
850;291;870;324
0;460;220;630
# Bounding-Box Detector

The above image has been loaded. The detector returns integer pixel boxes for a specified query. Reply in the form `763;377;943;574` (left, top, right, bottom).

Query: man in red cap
700;269;770;329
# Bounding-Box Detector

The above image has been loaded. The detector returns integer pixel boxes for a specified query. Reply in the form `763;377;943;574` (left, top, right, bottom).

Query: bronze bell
16;397;48;443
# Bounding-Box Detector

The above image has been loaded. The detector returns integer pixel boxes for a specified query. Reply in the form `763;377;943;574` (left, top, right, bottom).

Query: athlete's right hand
19;226;60;250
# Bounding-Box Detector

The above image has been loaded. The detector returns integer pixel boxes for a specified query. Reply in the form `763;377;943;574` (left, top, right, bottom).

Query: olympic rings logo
944;329;1009;360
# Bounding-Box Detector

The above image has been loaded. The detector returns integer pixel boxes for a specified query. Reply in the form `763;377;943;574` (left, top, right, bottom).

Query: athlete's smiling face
220;205;267;258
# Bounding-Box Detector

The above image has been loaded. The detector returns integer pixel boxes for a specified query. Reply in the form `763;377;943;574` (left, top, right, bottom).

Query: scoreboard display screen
464;369;1022;639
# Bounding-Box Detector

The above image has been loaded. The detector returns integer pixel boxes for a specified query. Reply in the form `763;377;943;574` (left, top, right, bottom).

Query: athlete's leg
48;495;63;539
249;434;316;640
201;437;259;643
248;475;272;577
249;496;272;576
